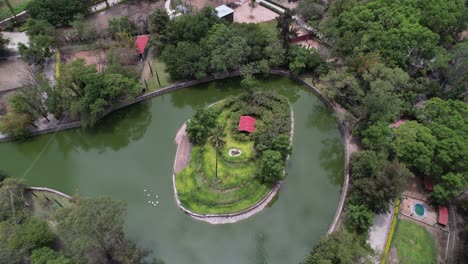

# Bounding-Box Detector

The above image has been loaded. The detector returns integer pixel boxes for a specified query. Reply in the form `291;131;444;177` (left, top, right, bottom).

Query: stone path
367;205;395;260
173;123;192;174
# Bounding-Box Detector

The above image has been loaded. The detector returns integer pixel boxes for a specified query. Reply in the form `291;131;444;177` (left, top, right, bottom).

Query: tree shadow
306;104;338;132
319;138;345;186
54;101;152;154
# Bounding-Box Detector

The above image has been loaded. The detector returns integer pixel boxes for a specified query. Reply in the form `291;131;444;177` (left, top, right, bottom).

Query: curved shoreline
1;70;349;233
172;105;294;224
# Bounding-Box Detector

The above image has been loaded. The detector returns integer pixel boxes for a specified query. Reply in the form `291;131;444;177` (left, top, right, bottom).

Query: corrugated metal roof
215;5;234;18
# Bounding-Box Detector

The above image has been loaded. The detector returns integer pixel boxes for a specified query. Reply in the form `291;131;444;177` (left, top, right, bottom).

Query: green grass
147;56;173;91
390;220;438;263
25;190;72;224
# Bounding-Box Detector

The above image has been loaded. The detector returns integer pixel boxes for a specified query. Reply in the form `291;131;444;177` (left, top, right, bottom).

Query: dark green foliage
50;59;140;127
393;121;436;175
360;121;393;153
288;44;327;76
166;7;223;45
417;98;468;177
26;0;91;26
276;9;297;50
349;151;413;214
432;173;467;205
54;197;149;264
0;32;9;56
305;229;372;263
18;35;54;66
259;150;284;183
441;41;468;101
26;19;55;38
345;203;374;234
148;8;170;47
7;217;55;252
0;178;27;222
296;0;325;22
30;247;72;264
108;16;136;39
161;17;284;80
186;108;217;144
328;0;442;70
272;134;291;159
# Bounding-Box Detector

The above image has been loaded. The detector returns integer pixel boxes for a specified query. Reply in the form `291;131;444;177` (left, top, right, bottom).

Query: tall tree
305;230;372;263
0;32;9;56
26;0;91;26
259;150;284;184
209;125;225;180
54;197;150;264
276;10;297;51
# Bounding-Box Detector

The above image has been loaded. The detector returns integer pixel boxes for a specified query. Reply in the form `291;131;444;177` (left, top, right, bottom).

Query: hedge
381;199;401;263
258;2;283;15
264;0;289;10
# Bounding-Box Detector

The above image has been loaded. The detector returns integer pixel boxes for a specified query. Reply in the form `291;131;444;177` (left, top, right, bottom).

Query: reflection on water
319;138;345;186
306;104;337;131
55;101;152;154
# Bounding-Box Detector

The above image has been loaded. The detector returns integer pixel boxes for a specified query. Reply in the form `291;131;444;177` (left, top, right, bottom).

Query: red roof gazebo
438;206;448;226
134;35;149;58
424;176;434;192
238;116;256;133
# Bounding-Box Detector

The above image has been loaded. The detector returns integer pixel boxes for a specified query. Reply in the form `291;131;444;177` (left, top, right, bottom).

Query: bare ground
0;57;28;90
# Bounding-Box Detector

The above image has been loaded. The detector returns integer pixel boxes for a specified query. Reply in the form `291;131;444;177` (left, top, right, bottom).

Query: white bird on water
144;189;147;192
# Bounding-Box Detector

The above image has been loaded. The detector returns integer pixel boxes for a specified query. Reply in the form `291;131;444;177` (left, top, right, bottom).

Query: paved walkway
173;123;192;174
367;205;395;259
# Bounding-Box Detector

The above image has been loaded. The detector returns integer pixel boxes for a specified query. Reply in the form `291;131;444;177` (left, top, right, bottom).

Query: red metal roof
134;35;149;54
238;116;256;133
424;176;434;192
438;206;448;226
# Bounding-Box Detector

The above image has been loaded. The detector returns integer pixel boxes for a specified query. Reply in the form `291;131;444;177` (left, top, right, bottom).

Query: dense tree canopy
26;0;92;26
326;0;461;70
49;59;140;126
0;33;9;56
305;230;372;263
54;197;150;264
186;108;217;144
259;150;284;184
349;151;413;214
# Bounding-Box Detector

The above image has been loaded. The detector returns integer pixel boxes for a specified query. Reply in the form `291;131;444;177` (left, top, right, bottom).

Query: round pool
415;203;425;217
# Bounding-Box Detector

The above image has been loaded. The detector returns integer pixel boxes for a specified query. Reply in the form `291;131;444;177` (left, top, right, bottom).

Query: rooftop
215;5;234;18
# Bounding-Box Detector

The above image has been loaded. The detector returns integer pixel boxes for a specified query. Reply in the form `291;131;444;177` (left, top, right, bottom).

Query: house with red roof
238;116;256;134
438;206;449;226
134;35;149;60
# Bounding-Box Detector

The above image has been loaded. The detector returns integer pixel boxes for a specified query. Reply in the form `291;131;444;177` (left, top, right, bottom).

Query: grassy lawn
175;94;292;214
146;56;173;91
25;190;72;224
390;220;438;263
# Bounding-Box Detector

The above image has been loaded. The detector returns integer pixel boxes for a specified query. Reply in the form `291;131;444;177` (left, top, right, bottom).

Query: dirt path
173;122;192;174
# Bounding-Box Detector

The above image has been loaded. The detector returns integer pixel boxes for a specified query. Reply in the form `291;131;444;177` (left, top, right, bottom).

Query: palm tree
209;125;225;180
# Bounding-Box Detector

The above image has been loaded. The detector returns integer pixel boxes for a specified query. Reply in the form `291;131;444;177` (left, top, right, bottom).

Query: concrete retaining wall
26;186;73;200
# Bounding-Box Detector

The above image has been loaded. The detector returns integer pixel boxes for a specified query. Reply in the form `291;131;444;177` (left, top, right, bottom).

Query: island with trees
174;91;293;221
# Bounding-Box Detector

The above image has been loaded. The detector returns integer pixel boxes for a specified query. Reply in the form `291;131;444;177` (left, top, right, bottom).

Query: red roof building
424;176;434;192
438;206;449;226
238;116;256;133
134;35;149;56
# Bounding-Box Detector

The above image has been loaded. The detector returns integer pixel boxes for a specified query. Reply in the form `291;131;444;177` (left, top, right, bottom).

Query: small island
173;91;293;223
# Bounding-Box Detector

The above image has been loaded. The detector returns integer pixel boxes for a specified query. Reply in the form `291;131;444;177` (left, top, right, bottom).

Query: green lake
0;76;344;264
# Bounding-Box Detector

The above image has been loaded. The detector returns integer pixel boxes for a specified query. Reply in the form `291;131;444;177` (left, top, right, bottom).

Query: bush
345;203;374;234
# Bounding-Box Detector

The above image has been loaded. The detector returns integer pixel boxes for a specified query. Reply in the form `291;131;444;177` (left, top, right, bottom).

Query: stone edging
26;186;73;200
1;70;349;233
171;103;294;224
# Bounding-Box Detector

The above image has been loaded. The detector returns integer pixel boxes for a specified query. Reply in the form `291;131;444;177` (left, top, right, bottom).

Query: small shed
423;176;434;192
134;35;149;60
438;206;449;226
215;5;234;23
238;116;256;134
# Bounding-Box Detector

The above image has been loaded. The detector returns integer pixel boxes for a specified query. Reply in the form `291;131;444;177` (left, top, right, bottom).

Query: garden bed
175;92;292;215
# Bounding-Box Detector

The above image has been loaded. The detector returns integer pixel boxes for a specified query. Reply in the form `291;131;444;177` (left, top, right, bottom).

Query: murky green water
0;76;344;264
